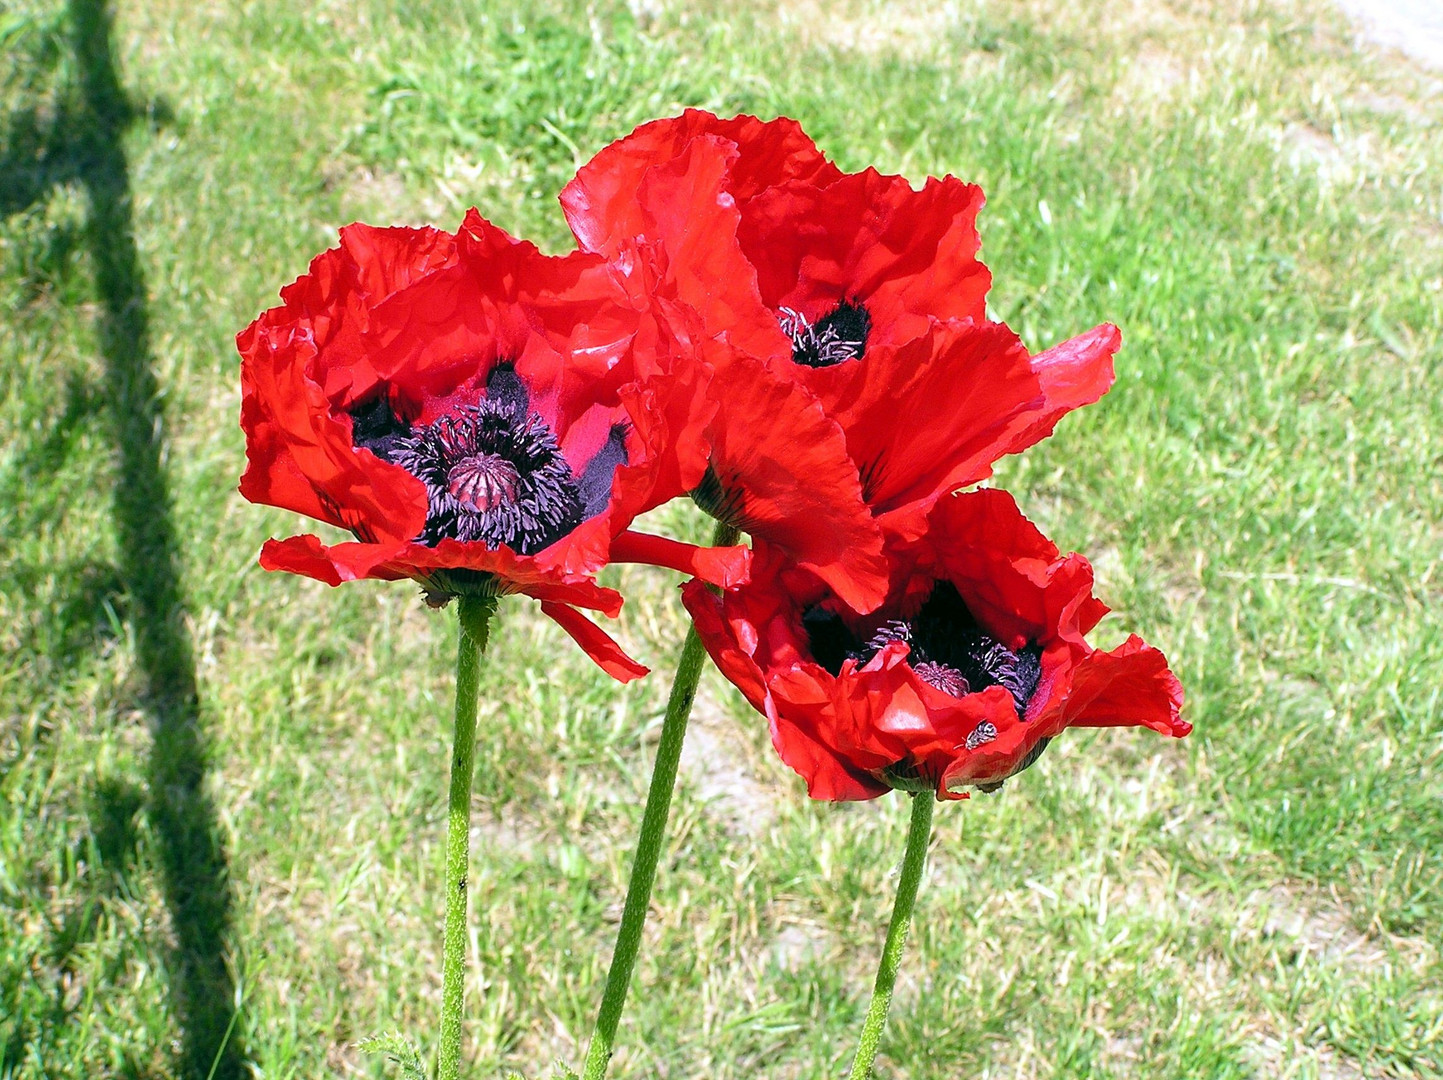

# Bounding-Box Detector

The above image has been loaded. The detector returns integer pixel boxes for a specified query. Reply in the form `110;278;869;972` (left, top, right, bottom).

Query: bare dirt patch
769;918;842;972
1253;882;1437;974
1277;122;1353;183
776;0;964;58
1118;44;1191;101
339;167;455;227
1335;0;1443;71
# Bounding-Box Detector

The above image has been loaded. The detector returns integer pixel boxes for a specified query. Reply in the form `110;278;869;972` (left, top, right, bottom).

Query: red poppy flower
561;110;989;359
239;212;750;682
681;489;1187;800
563;112;1122;600
568;129;892;612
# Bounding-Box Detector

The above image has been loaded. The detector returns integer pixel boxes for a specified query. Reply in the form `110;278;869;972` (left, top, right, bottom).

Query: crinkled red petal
681;545;822;670
766;665;893;801
259;534;410;585
611;531;751;589
1041;635;1188;736
740;169;990;348
938;703;1049;794
797;321;1045;534
681;578;773;716
271;222;459;387
684;559;1004;801
619;135;787;362
704;360;889;613
252;210;713;590
686;491;1186;801
916;489;1110;648
614;359;717;513
238;225;458;541
358;215;639;424
988;322;1121;463
258;533;625;617
239;323;429;544
538;601;649;682
262;533;642;682
685;571;885;799
562;110;842;256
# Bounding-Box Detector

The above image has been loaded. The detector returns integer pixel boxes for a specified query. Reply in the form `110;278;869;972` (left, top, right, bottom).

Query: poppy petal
539;601;649;682
687;490;1186;800
610;531;752;589
259;534;408;585
992;323;1121;460
680;578;772;714
803;321;1043;531
701;360;889;613
562;110;842;256
1053;635;1188;736
739;169;991;346
921;489;1110;647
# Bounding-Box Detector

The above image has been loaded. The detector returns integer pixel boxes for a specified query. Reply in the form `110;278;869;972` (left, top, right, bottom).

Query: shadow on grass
2;1;246;1075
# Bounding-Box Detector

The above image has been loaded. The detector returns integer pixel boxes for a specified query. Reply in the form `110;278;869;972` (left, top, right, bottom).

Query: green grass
2;0;1441;1076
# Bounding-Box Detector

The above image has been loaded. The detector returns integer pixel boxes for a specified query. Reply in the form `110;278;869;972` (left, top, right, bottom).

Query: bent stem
581;521;740;1080
847;791;936;1080
438;594;498;1080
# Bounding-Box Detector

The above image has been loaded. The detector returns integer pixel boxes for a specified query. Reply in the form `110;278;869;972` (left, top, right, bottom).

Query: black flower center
803;581;1043;716
348;392;411;463
779;300;872;367
349;364;628;556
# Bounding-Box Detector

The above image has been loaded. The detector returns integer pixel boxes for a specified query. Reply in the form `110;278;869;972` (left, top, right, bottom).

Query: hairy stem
847;792;936;1080
438;595;497;1080
581;521;741;1080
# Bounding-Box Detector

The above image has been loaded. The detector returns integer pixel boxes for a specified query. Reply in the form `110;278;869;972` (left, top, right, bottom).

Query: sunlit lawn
2;0;1440;1077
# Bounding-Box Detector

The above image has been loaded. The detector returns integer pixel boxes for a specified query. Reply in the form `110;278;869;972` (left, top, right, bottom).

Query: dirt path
1336;0;1443;69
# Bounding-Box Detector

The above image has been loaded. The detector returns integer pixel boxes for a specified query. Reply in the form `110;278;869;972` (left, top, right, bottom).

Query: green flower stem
847;791;936;1080
581;520;741;1080
438;594;498;1080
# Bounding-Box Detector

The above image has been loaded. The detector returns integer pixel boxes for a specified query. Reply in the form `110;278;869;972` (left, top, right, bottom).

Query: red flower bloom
239;212;749;682
561;109;990;358
682;489;1188;800
563;112;1123;600
565;127;892;612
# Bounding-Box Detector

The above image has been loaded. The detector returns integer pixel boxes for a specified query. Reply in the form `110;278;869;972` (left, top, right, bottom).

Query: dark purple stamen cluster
394;399;582;553
779;300;872;367
804;582;1043;715
352;365;628;555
